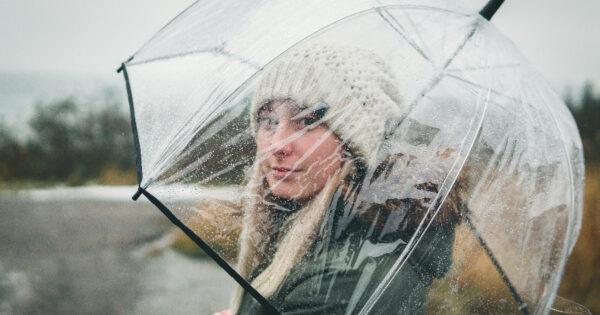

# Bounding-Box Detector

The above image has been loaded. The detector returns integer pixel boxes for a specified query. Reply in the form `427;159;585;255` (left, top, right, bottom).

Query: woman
207;42;462;314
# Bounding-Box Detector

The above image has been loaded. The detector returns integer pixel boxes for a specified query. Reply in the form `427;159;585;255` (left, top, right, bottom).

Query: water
0;186;236;314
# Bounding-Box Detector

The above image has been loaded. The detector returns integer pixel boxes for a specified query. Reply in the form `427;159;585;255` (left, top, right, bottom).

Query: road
0;186;236;314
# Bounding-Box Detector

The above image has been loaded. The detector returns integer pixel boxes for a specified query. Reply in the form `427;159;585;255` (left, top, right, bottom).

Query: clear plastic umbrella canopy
119;0;584;314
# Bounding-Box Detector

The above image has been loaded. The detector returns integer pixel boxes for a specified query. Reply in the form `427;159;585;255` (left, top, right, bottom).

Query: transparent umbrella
118;0;585;314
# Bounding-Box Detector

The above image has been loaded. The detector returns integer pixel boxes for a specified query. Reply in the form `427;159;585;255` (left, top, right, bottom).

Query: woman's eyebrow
291;107;313;119
291;104;329;120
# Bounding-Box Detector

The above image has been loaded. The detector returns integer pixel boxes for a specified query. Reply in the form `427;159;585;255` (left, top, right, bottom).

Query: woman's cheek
255;133;269;153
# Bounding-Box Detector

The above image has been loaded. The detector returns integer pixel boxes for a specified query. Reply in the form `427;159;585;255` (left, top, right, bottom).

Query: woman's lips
271;166;301;179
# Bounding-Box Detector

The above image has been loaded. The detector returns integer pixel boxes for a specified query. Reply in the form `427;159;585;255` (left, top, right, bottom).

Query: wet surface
0;187;235;314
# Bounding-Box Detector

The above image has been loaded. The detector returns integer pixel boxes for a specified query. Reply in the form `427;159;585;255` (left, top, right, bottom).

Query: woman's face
256;99;344;200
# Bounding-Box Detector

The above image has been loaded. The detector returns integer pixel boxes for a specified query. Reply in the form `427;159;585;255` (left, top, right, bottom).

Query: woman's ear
341;150;352;162
341;143;356;161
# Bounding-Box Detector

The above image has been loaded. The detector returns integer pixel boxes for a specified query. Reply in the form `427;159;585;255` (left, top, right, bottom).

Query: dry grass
96;164;137;185
427;164;600;314
559;163;600;313
427;224;522;314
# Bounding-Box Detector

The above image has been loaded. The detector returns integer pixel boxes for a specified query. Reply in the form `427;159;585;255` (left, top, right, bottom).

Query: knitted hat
250;42;407;167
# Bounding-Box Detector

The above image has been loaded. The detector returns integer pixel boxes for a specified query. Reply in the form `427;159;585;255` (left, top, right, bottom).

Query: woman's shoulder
273;240;428;314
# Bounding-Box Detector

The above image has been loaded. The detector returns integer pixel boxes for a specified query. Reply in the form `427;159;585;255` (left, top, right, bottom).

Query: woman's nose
271;122;294;158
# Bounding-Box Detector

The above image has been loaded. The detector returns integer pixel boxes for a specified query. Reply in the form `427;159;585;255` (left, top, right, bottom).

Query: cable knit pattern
250;42;406;167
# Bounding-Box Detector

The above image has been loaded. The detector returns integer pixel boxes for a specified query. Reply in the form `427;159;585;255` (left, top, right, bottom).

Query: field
426;164;599;314
559;163;600;313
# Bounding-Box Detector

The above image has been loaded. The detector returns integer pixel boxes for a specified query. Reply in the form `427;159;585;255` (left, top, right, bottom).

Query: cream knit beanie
251;41;406;167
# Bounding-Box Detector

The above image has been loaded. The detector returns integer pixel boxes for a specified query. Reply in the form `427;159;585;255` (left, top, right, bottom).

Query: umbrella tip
116;56;135;73
132;187;143;201
479;0;505;20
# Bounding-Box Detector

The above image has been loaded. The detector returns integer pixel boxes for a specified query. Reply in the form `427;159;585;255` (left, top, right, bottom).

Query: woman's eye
303;116;318;125
258;117;277;129
297;116;319;128
295;107;326;129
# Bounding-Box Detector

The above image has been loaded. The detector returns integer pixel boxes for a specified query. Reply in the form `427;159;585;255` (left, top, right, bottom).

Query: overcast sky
0;0;598;90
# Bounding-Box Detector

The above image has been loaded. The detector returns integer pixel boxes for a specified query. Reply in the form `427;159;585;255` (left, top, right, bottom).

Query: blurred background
0;0;598;313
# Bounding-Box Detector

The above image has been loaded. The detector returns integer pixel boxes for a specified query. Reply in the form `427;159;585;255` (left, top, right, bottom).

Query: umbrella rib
463;211;530;314
401;0;512;106
145;83;229;185
128;48;218;66
384;16;484;141
401;8;434;60
127;45;262;70
129;0;202;59
447;62;521;72
523;77;581;312
444;72;533;109
153;85;249;174
157;103;251;185
376;7;431;63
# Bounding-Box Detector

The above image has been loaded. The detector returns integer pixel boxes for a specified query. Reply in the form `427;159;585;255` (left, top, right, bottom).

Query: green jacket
238;198;456;315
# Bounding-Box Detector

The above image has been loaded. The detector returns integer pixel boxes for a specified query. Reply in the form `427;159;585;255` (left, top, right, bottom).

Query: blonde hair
231;160;354;310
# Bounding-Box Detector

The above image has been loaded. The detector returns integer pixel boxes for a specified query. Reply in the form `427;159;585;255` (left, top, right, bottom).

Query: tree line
0;84;599;187
565;82;600;162
0;94;135;186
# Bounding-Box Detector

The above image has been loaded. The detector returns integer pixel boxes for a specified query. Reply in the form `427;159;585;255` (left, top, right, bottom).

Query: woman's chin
268;183;310;201
269;187;299;200
266;176;321;200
